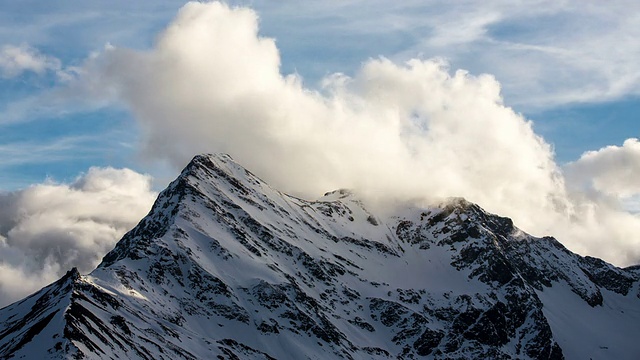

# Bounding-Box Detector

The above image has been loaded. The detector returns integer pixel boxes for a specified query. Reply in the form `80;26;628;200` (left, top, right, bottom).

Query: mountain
1;153;639;359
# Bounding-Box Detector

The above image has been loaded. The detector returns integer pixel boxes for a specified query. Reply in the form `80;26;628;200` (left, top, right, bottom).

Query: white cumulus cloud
0;167;156;307
65;1;640;268
566;138;640;198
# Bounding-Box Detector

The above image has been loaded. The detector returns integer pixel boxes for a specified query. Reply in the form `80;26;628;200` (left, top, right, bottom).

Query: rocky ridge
1;154;639;359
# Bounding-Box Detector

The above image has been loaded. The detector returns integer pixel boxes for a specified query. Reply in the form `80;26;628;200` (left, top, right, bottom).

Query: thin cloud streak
0;133;134;169
0;43;61;78
0;140;87;170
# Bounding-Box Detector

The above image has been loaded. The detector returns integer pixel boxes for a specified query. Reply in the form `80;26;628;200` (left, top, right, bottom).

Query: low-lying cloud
0;167;156;307
70;1;640;268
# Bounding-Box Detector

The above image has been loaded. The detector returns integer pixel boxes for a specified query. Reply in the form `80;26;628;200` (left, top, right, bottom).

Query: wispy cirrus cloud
0;136;104;167
237;0;640;109
0;125;140;191
0;43;61;78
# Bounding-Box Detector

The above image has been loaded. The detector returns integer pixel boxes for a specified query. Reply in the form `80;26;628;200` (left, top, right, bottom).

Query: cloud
66;1;640;268
0;43;61;78
0;136;101;167
0;167;156;307
566;138;640;198
0;46;121;125
550;138;640;263
622;195;640;215
245;0;640;108
1;1;639;116
429;2;640;107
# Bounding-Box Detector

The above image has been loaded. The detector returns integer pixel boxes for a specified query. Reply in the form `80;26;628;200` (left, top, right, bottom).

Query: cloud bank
70;1;640;268
0;167;156;307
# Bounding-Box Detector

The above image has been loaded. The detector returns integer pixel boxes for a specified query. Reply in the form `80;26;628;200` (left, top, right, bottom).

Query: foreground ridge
1;153;639;359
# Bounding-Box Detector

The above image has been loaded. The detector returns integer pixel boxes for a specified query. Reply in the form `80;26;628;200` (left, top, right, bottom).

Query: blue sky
0;0;638;189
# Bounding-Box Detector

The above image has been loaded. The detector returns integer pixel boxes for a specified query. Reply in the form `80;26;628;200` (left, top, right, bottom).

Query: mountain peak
321;188;355;200
186;153;235;171
63;267;81;282
180;153;272;196
2;154;640;359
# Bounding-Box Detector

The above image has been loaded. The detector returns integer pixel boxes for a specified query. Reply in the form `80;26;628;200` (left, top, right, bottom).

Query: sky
0;1;639;306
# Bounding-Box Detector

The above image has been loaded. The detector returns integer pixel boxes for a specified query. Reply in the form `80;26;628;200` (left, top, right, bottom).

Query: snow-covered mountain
1;153;639;359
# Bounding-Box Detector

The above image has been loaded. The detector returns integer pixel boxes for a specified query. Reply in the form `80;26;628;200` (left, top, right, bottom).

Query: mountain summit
1;154;639;359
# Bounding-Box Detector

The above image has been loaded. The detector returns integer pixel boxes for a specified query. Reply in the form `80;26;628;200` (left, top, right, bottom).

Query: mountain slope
1;153;639;359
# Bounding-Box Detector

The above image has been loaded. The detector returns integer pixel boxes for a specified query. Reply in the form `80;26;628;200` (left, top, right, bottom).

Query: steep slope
1;154;639;359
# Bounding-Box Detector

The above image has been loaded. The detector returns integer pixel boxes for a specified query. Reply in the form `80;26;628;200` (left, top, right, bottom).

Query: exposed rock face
1;154;639;359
